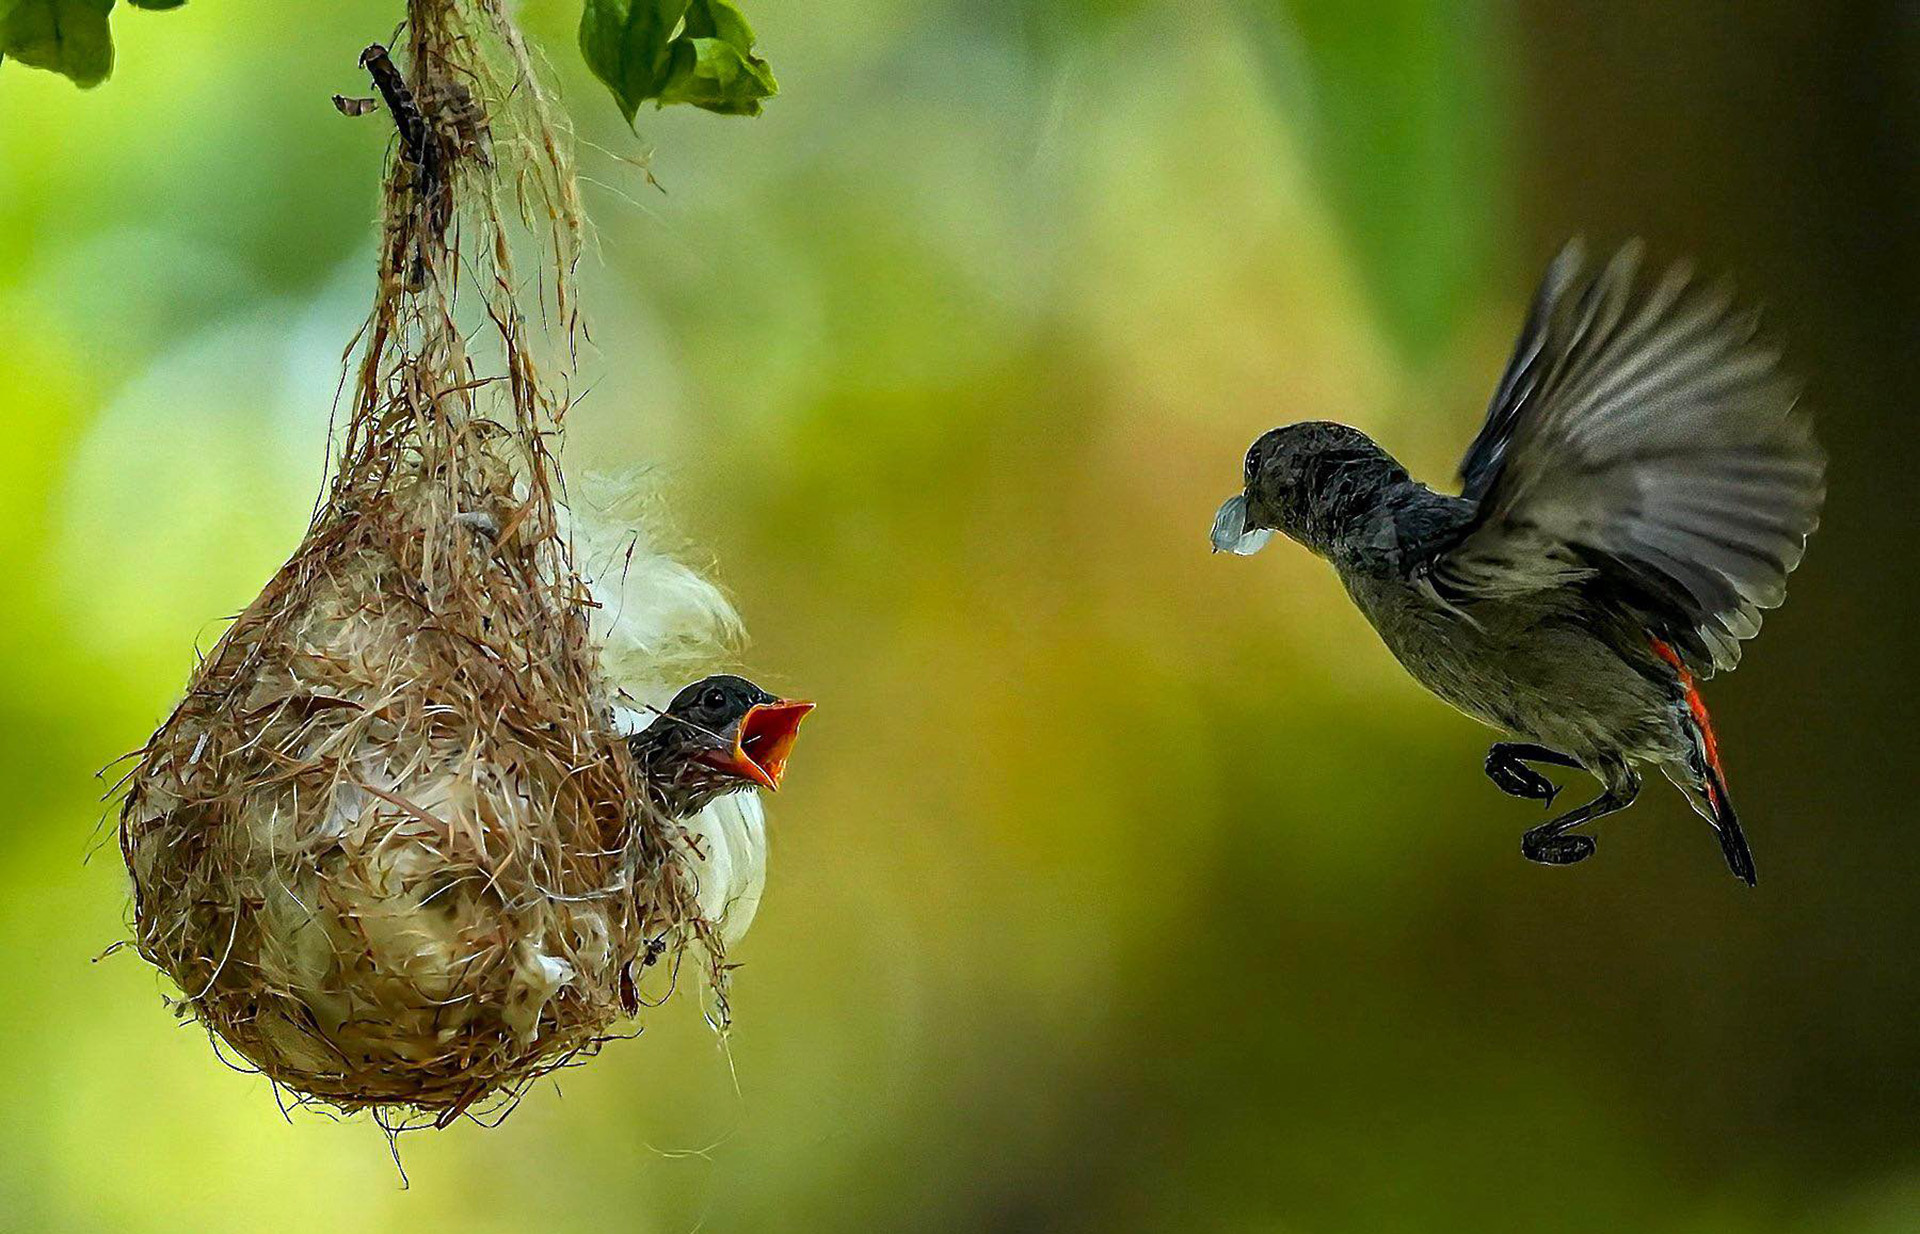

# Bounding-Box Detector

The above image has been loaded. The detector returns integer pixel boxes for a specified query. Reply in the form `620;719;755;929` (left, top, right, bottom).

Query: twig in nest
361;43;430;169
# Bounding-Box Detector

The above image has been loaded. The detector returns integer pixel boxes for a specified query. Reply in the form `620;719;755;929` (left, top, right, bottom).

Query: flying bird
1211;241;1823;883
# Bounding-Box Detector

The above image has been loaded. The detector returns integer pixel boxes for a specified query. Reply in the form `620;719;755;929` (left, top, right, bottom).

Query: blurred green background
2;2;1915;1231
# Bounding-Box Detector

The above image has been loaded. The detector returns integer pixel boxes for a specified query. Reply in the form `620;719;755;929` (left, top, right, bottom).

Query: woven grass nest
117;1;744;1123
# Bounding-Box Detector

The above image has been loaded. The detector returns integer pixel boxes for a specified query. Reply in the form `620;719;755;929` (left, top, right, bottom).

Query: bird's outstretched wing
1431;241;1824;675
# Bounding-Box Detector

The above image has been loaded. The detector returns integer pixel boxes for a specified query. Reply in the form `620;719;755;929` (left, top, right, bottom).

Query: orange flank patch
1650;636;1726;805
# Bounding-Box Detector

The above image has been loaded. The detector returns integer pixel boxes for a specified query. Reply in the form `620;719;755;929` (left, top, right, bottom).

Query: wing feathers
1443;243;1824;674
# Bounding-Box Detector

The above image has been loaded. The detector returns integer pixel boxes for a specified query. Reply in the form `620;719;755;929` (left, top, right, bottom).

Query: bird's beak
1211;493;1274;556
703;700;815;790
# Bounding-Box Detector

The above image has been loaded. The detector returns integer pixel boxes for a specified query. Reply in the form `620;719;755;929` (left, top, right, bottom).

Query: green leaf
579;0;777;123
2;0;115;88
579;0;681;123
680;0;751;47
656;33;777;115
0;0;183;87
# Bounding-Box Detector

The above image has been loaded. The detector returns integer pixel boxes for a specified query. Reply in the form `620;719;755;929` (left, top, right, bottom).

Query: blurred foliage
0;1;1913;1232
1239;0;1509;360
1014;0;1508;360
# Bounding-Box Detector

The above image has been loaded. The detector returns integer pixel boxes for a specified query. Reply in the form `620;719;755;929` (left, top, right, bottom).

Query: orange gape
1649;636;1727;806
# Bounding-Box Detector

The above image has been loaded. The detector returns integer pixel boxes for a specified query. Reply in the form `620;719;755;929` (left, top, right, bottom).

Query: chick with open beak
627;674;814;821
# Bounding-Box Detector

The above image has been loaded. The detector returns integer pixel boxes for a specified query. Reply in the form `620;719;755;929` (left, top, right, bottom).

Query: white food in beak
1211;493;1274;556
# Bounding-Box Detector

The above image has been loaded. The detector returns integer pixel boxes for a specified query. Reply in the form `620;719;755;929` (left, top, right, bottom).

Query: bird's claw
1486;748;1560;804
1521;831;1596;867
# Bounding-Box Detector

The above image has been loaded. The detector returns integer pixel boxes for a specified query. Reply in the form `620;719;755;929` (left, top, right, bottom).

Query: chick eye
702;688;728;711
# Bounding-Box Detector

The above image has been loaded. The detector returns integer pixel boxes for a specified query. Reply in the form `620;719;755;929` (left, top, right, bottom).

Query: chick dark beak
1211;493;1275;556
701;700;815;790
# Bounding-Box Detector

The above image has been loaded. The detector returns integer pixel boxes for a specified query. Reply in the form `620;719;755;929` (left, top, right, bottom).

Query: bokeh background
2;2;1915;1230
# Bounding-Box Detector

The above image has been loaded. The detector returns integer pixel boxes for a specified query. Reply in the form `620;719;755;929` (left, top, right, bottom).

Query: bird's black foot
1514;767;1639;873
1522;829;1596;866
1485;742;1577;808
1486;747;1560;806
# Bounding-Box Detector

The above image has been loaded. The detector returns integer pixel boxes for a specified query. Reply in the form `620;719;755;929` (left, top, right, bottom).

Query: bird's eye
1244;447;1262;486
702;688;728;711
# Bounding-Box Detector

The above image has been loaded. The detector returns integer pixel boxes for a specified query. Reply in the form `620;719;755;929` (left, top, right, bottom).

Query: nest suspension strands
117;1;718;1122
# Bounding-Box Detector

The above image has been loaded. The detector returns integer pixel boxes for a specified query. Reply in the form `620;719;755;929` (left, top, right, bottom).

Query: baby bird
1211;241;1823;883
628;674;813;819
627;674;813;941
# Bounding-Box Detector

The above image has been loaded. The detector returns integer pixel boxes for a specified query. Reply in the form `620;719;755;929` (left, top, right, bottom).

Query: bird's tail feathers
1700;761;1755;887
1652;636;1755;886
1665;756;1753;885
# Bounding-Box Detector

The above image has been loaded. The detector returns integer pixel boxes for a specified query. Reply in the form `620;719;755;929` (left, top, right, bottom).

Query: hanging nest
116;0;723;1121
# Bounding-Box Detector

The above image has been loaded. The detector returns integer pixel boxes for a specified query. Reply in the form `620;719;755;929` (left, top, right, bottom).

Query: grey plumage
1212;241;1825;883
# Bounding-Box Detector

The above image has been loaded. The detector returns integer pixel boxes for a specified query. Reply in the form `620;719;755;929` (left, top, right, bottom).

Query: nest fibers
117;1;739;1122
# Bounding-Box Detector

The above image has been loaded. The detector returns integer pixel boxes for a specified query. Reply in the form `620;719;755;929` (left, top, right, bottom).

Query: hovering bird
627;674;813;937
1211;242;1823;883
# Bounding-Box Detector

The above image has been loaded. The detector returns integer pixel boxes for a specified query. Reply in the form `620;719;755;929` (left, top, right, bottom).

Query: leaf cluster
579;0;777;121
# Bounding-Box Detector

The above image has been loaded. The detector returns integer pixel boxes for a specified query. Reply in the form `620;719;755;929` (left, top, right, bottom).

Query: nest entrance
117;0;714;1122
